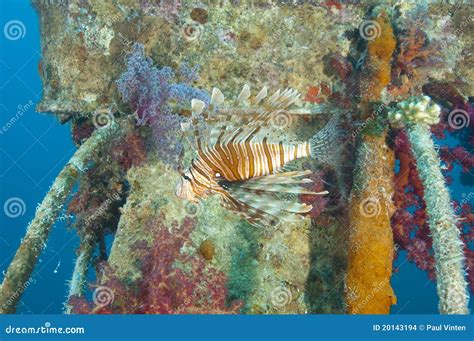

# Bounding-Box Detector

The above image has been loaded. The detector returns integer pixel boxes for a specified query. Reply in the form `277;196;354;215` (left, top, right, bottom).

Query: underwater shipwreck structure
1;1;473;314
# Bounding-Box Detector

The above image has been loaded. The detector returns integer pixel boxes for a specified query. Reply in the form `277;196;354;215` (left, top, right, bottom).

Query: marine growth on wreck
0;1;473;316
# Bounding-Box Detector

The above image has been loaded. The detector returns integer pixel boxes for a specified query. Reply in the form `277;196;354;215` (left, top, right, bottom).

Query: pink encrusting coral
110;131;148;171
69;216;242;314
71;119;95;145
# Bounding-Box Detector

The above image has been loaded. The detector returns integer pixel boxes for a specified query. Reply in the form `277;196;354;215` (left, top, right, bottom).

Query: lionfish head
175;172;198;202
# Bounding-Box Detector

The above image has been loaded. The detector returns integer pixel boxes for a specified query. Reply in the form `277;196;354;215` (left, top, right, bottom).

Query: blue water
1;0;78;314
0;0;470;314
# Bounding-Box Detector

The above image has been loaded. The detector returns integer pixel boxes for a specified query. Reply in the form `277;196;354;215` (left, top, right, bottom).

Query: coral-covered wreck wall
21;0;473;315
34;0;358;314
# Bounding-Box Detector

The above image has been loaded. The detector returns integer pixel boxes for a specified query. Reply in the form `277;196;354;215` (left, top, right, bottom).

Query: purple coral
117;44;208;166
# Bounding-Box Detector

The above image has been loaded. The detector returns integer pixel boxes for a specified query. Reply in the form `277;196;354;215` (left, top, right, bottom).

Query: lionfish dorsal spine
191;98;205;114
254;86;268;104
236;84;251;104
210;87;225;107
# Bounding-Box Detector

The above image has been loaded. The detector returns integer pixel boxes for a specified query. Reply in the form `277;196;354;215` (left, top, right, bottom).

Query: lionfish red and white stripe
176;85;341;226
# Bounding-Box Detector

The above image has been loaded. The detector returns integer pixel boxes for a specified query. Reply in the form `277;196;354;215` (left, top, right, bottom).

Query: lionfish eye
183;174;191;181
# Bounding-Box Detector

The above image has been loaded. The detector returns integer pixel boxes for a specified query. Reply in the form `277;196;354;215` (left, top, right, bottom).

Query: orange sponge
346;135;397;314
361;13;396;104
346;12;397;314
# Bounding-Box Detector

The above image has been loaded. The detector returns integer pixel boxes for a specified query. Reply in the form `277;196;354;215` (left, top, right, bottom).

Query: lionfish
176;85;341;226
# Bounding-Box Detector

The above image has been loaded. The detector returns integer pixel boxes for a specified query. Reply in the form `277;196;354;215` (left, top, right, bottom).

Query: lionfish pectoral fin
221;179;313;227
228;182;317;214
234;182;322;195
223;195;304;227
244;171;330;196
221;194;278;227
244;170;317;186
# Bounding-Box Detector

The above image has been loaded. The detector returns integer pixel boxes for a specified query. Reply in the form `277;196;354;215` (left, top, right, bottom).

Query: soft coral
69;216;241;314
117;43;209;167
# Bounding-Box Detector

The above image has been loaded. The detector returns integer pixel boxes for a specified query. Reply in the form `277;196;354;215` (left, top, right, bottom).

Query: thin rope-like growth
64;236;96;314
0;119;130;313
389;96;469;314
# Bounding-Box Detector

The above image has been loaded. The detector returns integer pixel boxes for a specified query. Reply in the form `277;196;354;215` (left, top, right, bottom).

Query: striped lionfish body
176;85;340;226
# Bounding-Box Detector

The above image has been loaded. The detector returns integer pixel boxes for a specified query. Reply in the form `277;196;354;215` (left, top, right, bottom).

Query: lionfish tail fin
309;114;343;166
